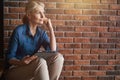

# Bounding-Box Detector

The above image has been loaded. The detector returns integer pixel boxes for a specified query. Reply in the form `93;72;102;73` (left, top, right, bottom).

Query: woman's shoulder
14;24;27;32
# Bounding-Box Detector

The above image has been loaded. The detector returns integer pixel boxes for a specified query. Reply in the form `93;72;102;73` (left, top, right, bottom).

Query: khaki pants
6;52;64;80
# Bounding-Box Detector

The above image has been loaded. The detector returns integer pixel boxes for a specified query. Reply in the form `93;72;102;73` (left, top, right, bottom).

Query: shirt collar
26;24;39;37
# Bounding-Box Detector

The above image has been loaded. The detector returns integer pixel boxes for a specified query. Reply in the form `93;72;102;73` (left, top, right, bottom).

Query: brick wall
4;0;120;80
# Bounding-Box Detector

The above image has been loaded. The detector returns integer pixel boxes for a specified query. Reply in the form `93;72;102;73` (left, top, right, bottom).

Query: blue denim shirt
7;24;51;60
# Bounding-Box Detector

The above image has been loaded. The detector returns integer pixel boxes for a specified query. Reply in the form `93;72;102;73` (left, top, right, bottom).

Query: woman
6;0;64;80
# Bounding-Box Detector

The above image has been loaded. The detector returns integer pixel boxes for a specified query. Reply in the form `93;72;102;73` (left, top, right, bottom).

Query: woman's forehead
34;6;44;12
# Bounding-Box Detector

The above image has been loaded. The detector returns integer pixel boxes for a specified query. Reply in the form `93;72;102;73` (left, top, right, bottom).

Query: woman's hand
21;55;38;65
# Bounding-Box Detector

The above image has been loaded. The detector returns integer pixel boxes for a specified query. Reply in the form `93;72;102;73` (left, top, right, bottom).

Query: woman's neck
29;22;37;36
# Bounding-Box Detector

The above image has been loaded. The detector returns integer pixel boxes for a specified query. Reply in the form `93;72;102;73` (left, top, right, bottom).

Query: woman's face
28;7;45;25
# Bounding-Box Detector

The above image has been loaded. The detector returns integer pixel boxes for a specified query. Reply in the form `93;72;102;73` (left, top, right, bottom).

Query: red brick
81;65;98;70
56;3;74;9
4;14;19;19
65;21;82;26
91;5;109;9
74;49;90;54
82;32;99;37
108;60;120;65
109;27;120;32
9;7;25;13
45;3;56;8
59;49;73;54
109;16;120;21
65;32;82;37
61;71;72;76
91;16;108;21
82;10;99;15
10;20;22;25
99;44;115;48
56;26;74;31
82;54;98;60
74;60;90;65
92;27;108;32
57;15;74;20
75;27;91;32
57;43;64;48
90;60;107;65
5;2;19;7
101;10;117;15
82;43;99;48
64;54;81;60
90;71;106;76
45;14;56;20
65;43;81;48
91;38;107;43
91;49;107;54
83;21;100;26
52;20;65;26
66;0;82;3
99;65;114;70
64;65;81;70
47;0;64;2
110;4;120;10
4;20;9;26
64;60;73;65
108;49;120;54
64;10;82;15
74;15;90;20
75;4;91;9
65;77;81;80
82;77;97;80
82;0;100;3
99;32;116;38
74;38;90;43
101;0;117;4
73;71;89;76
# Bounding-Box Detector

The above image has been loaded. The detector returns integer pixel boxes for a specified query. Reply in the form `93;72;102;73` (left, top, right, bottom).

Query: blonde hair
22;0;45;24
25;0;45;14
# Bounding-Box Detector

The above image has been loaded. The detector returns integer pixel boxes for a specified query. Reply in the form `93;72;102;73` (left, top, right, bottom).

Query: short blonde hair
25;0;45;14
23;0;45;24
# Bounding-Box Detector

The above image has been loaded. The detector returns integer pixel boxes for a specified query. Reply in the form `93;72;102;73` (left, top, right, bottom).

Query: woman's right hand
20;55;38;65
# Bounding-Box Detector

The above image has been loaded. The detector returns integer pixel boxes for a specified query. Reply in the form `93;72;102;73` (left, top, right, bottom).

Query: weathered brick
64;10;82;15
66;0;82;3
101;0;117;4
9;7;25;13
99;65;115;70
90;71;106;76
82;77;97;80
82;0;100;3
91;49;107;54
82;10;100;15
64;54;81;60
90;60;107;65
74;60;90;65
82;54;98;60
82;32;99;37
98;76;115;80
82;43;99;48
74;38;90;43
65;43;81;48
64;65;81;70
75;27;91;32
65;32;82;37
75;4;91;9
73;71;89;76
74;49;90;54
56;3;74;9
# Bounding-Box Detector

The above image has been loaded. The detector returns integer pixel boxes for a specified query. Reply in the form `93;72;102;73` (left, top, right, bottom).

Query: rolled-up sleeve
7;29;19;60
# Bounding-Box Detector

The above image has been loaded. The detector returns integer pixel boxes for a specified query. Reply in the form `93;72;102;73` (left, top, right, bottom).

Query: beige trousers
6;52;64;80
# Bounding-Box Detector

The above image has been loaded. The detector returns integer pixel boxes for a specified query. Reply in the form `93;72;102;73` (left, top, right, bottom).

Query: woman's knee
54;52;64;62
